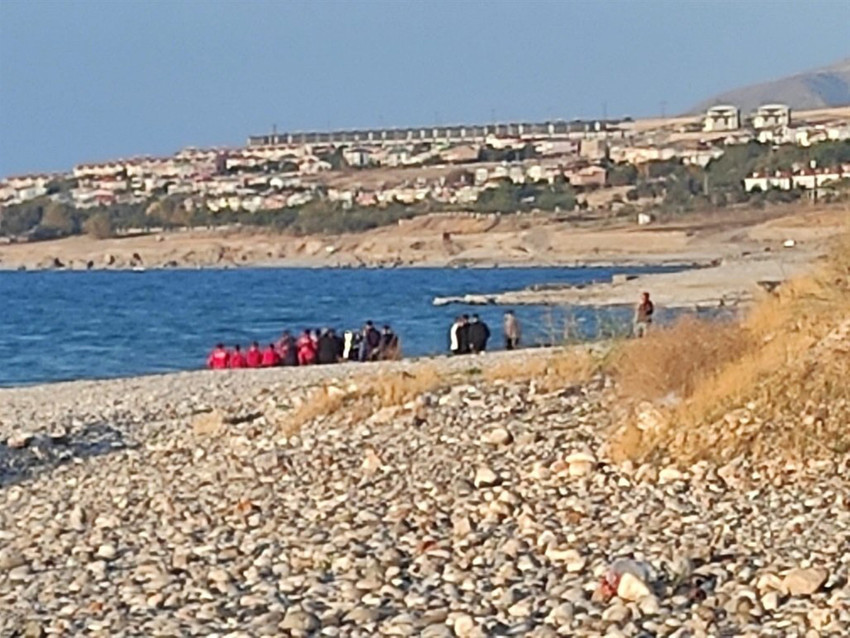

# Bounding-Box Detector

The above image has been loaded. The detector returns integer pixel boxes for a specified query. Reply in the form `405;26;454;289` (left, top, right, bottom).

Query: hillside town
1;105;850;225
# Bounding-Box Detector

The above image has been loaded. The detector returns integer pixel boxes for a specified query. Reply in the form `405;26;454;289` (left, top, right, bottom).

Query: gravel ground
1;351;848;637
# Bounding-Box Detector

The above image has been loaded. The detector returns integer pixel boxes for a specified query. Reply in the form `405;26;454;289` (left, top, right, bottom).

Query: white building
752;104;791;129
703;105;741;132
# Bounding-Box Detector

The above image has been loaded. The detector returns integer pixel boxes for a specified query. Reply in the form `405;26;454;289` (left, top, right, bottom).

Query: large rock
0;547;26;572
280;608;320;632
565;451;596;477
473;466;500;488
6;432;33;449
482;427;513;445
783;567;828;596
617;572;652;601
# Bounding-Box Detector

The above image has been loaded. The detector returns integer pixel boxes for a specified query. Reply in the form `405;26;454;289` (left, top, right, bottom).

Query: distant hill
690;58;850;114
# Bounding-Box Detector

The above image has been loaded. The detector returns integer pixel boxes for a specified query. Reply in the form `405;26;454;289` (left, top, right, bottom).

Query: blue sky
0;0;848;176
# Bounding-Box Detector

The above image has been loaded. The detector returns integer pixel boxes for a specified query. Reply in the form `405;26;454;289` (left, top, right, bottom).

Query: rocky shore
1;351;848;636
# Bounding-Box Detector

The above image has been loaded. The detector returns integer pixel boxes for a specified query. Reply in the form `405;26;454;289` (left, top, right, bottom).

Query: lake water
0;266;682;387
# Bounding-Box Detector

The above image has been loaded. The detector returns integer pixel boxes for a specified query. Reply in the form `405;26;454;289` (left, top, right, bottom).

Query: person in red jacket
229;344;247;369
245;341;262;368
207;343;230;370
261;343;280;367
296;330;317;366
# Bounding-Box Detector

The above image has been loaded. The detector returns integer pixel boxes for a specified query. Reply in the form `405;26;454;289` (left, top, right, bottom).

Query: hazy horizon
1;0;848;176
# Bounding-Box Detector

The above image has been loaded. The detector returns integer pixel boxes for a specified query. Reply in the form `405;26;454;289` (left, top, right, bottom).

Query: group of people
207;321;400;370
449;310;522;355
207;293;653;371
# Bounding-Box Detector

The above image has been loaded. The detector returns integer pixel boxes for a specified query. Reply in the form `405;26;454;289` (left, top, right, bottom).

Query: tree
83;212;114;239
40;202;77;235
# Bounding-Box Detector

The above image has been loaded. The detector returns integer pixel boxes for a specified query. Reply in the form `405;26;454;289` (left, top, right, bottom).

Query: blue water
0;267;681;386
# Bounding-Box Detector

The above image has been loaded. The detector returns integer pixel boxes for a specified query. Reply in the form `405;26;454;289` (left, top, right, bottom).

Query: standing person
468;314;491;354
449;316;463;355
245;341;262;368
458;314;471;355
503;310;521;350
633;292;654;338
378;324;400;360
359;321;381;362
343;330;355;361
229;345;247;368
349;331;363;361
317;329;339;365
333;329;345;361
207;343;230;369
261;343;280;367
296;330;317;366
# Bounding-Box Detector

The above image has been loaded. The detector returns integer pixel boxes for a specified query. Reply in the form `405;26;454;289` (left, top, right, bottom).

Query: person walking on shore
468;314;491;354
633;292;654;338
503;311;521;350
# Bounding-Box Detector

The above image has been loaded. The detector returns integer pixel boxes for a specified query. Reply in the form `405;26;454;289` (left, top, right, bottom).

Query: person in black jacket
468;314;491;353
457;314;471;355
316;329;339;365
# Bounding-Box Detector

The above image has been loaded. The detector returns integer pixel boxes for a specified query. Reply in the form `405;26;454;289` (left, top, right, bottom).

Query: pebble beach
1;350;848;637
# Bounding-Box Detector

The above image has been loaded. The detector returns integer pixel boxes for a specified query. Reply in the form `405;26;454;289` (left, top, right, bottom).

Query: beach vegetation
607;228;850;464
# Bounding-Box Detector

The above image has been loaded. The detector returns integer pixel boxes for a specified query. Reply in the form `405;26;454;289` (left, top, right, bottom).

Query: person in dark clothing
348;331;362;361
378;324;400;360
317;329;339;365
468;314;491;354
277;331;298;367
360;321;382;362
457;314;471;355
333;329;345;361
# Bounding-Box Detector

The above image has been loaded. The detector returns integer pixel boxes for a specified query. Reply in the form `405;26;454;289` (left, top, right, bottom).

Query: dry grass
608;229;850;464
285;365;443;433
609;316;752;402
483;348;600;393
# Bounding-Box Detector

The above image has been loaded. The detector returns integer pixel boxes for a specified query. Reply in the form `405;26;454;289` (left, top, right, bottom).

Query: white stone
473;466;499;488
658;466;686;483
96;544;117;560
617;572;652;601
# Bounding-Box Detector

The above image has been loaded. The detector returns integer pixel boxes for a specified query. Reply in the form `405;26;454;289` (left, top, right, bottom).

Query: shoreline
2;205;839;273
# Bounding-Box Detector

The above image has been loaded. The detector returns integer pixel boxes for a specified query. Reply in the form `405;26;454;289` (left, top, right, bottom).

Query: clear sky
1;0;848;176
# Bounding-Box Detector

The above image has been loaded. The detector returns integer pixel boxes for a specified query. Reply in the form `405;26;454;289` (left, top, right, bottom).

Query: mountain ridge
689;58;850;114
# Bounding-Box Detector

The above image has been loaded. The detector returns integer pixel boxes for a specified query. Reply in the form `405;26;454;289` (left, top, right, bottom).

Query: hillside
690;58;850;113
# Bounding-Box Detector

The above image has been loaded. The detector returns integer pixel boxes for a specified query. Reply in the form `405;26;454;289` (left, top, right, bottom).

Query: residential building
752;104;791;129
703;105;740;132
567;165;607;188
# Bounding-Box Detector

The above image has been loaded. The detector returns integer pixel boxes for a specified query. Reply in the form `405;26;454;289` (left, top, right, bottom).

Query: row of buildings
2;107;849;214
743;164;850;192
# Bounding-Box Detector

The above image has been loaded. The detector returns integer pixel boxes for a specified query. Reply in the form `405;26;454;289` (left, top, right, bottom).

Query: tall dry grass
608;230;850;464
483;347;601;393
285;365;443;433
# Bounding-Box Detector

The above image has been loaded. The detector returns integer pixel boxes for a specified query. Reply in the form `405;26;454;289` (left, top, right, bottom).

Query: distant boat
131;266;146;273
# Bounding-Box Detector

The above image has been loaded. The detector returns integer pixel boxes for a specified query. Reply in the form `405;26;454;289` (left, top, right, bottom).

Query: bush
83;212;114;239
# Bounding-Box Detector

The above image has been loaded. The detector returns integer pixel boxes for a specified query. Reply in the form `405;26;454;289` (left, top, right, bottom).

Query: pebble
0;354;847;636
783;567;829;596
